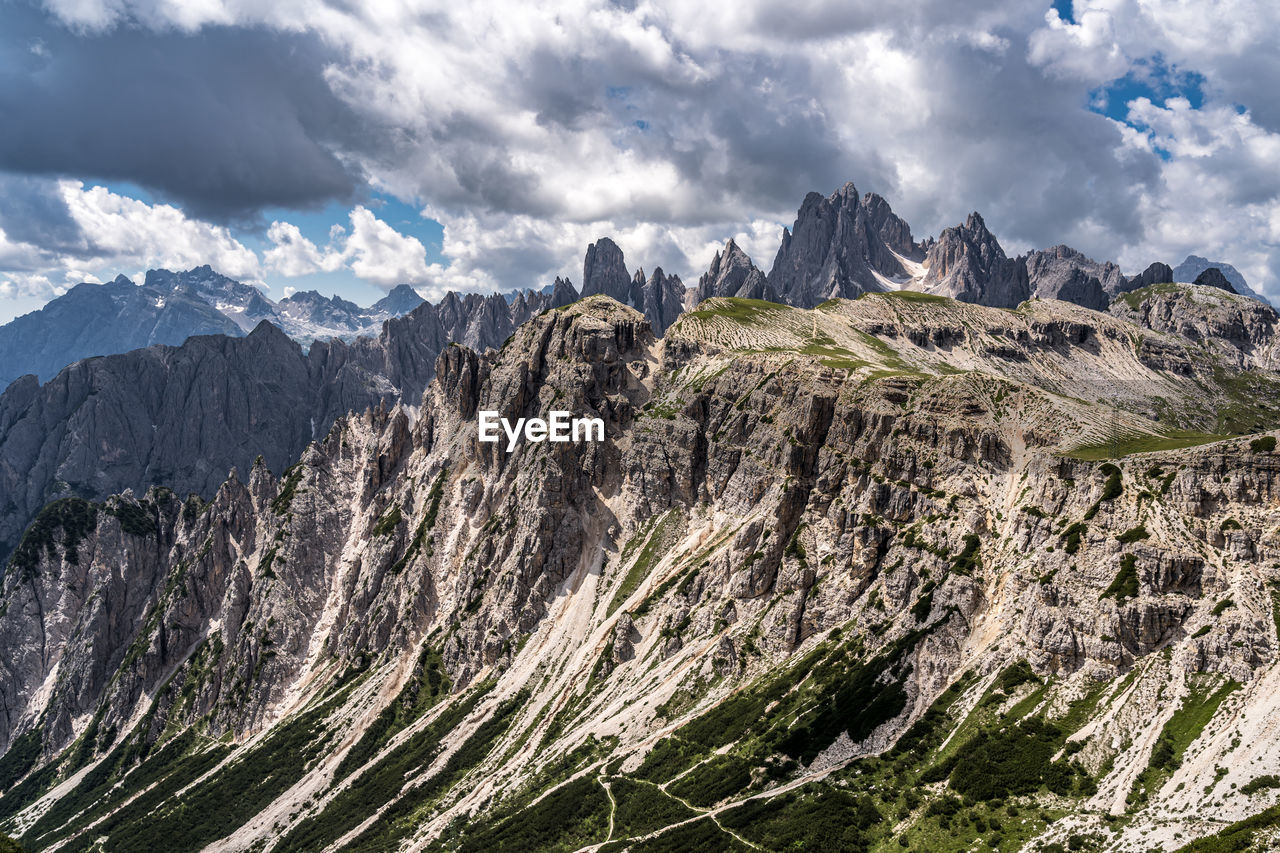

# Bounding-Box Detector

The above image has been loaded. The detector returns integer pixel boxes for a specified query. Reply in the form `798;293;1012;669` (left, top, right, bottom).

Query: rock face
370;283;427;316
0;323;395;562
144;265;427;344
580;237;687;333
1111;282;1279;372
920;212;1030;307
0;275;242;388
144;265;277;332
1194;267;1237;292
581;237;637;306
635;267;686;335
766;183;920;307
1174;254;1270;304
1127;261;1174;290
696;239;772;303
1024;244;1128;309
2;291;1279;853
0;280;581;563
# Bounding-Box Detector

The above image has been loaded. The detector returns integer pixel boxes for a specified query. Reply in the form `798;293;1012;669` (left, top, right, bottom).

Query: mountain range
1;183;1268;395
0;267;427;389
1;183;1280;852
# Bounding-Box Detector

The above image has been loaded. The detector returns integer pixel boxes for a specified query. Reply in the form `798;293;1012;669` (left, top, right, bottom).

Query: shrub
1116;525;1149;545
1099;464;1123;501
948;717;1067;800
1062;523;1087;555
1102;555;1139;602
1240;775;1280;796
952;534;982;575
1250;436;1276;453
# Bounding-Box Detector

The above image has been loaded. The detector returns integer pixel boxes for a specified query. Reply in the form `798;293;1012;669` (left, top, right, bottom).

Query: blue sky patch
1088;54;1206;123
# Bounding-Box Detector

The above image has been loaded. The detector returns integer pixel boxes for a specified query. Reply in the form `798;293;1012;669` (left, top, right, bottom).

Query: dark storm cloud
0;175;82;255
479;45;894;227
0;6;363;220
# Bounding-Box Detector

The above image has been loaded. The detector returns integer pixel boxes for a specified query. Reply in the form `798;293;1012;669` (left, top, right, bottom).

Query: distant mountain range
1;184;1270;391
1171;254;1271;304
0;268;426;388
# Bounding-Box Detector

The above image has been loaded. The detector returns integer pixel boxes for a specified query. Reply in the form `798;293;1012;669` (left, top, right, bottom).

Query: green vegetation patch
390;468;448;574
6;497;98;576
1175;802;1280;852
609;509;683;617
951;533;982;575
276;681;494;853
371;504;403;537
633;632;921;787
609;817;750;852
1128;677;1240;808
681;297;791;327
453;775;610;853
718;784;882;851
1240;774;1280;796
1067;430;1228;460
1102;554;1140;602
1117;524;1149;544
876;289;952;304
664;754;754;808
60;695;336;852
609;777;698;838
942;716;1081;800
1061;522;1087;555
333;645;451;783
270;463;305;515
1251;435;1277;453
342;691;527;853
102;498;157;537
0;724;43;796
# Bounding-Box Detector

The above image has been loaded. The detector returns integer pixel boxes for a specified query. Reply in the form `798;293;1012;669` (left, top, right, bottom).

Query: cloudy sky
1;0;1278;322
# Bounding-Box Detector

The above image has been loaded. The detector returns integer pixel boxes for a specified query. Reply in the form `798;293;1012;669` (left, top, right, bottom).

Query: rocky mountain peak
766;181;914;307
921;211;1030;308
636;266;685;335
1111;281;1278;370
549;276;579;308
1194;266;1237;292
371;284;426;316
1128;261;1174;290
697;238;771;303
861;190;920;258
582;237;633;305
1023;244;1127;310
1174;254;1269;304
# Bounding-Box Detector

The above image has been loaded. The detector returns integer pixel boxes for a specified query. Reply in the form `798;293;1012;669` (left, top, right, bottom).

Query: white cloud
1027;7;1129;84
1108;99;1280;294
264;220;338;277
265;206;432;288
14;0;1280;303
59;181;260;279
342;206;432;285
